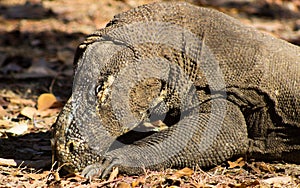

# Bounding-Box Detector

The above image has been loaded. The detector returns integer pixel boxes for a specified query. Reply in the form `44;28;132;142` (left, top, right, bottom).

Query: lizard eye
95;85;102;94
95;79;105;95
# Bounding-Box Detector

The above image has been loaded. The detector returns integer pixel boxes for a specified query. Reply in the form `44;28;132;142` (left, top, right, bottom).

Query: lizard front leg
81;99;249;179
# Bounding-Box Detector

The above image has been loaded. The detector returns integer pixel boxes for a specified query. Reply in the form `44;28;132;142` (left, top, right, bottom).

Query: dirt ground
0;0;299;187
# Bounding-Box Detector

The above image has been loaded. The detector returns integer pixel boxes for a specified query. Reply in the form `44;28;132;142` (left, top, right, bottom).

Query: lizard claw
82;163;103;180
81;157;119;180
101;160;118;178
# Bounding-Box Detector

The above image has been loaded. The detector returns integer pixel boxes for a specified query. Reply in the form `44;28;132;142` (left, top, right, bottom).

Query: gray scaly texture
52;2;300;179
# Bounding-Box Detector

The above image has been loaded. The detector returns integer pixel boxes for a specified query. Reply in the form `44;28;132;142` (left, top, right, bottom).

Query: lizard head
51;74;158;174
51;99;103;173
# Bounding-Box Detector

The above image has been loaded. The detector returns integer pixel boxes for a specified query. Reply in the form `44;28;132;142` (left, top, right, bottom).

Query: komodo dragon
52;2;300;179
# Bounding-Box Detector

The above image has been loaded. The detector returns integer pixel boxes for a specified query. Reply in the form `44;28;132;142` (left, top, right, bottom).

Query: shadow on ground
0;131;52;170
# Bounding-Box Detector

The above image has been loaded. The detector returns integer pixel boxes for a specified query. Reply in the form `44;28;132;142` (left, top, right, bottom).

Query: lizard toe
81;156;120;179
100;157;120;178
81;163;103;180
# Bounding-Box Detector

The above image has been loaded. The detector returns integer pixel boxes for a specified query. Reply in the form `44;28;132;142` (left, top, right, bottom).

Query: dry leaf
263;176;292;185
37;93;57;111
228;157;245;168
20;106;38;119
9;98;36;106
0;119;10;127
6;123;28;135
54;170;61;182
43;116;58;126
25;171;49;180
39;108;61;117
0;105;7;118
108;167;119;181
132;177;145;187
255;162;275;173
0;96;9;106
51;100;64;108
152;120;168;131
171;167;194;179
143;120;168;132
0;158;17;166
116;182;131;188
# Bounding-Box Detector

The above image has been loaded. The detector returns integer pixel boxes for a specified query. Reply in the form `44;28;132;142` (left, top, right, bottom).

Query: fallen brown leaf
9;98;36;106
228;157;245;169
20;106;38;119
25;171;50;180
50;100;64;109
131;177;146;187
53;170;61;182
0;105;7;118
170;167;194;179
108;167;119;181
255;162;275;173
0;158;17;167
6;122;28;135
116;182;131;188
37;93;57;111
0;119;10;127
39;108;61;118
0;96;9;106
263;176;292;185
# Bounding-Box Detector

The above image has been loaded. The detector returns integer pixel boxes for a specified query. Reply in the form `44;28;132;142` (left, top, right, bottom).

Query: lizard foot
81;157;119;179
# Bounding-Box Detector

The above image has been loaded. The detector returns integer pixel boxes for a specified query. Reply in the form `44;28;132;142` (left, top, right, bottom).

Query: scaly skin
52;2;300;179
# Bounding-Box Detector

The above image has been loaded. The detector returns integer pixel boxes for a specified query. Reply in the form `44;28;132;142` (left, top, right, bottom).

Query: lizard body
52;2;300;178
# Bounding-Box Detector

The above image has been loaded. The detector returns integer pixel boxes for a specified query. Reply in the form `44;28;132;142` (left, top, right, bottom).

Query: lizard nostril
69;142;74;153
